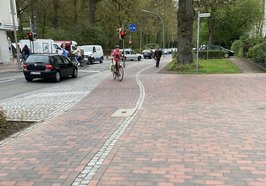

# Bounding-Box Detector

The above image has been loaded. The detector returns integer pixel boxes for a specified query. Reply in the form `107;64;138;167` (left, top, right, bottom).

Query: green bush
249;41;266;64
0;107;6;128
194;50;226;59
231;40;243;57
232;35;264;58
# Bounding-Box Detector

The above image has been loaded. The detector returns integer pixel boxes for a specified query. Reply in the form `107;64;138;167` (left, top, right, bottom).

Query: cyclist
72;46;83;65
111;45;123;72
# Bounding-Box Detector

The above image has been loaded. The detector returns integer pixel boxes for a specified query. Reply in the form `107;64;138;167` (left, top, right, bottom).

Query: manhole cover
112;109;136;117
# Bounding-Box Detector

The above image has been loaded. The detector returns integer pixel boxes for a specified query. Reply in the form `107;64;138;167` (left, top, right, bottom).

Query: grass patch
166;58;241;74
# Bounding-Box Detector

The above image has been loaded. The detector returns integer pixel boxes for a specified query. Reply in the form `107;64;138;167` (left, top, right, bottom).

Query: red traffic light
27;32;33;41
120;30;125;39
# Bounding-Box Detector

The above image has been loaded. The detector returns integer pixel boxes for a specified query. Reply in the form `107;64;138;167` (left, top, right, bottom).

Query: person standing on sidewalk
154;46;163;68
22;45;30;60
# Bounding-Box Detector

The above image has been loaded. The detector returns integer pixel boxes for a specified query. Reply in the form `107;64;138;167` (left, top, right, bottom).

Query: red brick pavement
0;61;21;73
1;56;266;185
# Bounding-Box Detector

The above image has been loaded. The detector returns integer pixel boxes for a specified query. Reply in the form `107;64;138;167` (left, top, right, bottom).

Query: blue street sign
129;23;136;32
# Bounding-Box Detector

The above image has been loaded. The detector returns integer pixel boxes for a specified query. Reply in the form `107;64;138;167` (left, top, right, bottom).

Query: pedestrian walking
22;45;30;60
154;46;163;68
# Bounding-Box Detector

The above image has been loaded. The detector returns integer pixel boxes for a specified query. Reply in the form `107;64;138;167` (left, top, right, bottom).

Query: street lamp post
142;9;165;52
9;0;20;69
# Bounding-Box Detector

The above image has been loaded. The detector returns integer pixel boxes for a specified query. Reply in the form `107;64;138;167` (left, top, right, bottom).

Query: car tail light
45;64;54;71
23;64;28;70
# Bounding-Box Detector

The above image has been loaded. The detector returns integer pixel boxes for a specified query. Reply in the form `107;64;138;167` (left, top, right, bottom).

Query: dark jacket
154;49;162;59
22;45;30;55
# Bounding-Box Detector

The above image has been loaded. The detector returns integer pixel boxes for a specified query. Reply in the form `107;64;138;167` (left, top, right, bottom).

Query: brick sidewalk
1;56;266;185
0;61;21;73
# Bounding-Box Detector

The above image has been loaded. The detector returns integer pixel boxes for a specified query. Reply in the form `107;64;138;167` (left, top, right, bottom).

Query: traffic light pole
122;39;125;68
10;0;20;69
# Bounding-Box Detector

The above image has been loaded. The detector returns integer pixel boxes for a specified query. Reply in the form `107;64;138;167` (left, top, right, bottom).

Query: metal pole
9;0;20;69
142;9;165;55
196;11;200;74
140;15;142;52
123;39;125;68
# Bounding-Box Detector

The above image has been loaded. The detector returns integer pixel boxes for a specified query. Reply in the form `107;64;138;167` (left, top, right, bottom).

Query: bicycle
69;56;87;70
111;60;124;81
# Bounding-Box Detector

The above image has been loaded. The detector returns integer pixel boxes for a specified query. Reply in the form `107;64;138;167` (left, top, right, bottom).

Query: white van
80;45;104;64
19;39;63;54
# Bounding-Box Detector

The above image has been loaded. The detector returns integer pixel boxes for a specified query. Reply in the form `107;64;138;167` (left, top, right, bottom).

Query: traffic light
27;32;33;41
118;28;126;40
120;30;125;40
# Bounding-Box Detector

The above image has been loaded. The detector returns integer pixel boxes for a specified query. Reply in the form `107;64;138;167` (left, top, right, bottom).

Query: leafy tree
194;0;263;48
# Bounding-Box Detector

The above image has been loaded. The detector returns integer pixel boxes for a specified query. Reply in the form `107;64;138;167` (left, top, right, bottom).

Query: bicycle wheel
113;71;117;80
117;65;124;81
79;60;87;70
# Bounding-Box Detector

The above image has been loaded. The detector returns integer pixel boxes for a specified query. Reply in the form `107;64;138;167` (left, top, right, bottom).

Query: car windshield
26;55;50;64
81;46;93;52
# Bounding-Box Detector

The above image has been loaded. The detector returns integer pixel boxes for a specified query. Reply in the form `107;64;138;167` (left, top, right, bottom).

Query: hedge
193;50;227;59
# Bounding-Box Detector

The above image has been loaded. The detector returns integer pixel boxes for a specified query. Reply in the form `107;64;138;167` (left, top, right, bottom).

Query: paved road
1;56;266;186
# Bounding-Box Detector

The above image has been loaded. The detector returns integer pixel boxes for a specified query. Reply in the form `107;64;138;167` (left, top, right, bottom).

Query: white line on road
0;79;16;84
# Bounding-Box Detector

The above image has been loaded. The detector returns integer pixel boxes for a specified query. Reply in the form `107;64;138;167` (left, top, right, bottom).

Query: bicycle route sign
129;23;136;32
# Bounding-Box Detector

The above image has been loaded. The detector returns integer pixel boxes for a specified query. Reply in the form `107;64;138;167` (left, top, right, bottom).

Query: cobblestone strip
71;64;152;186
0;71;109;121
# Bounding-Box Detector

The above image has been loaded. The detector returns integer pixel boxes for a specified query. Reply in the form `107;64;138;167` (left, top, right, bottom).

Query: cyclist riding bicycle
111;45;123;72
72;46;84;65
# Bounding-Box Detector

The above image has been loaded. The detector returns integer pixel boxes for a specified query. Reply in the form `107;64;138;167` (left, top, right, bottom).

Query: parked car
22;54;78;82
80;45;104;64
120;48;142;61
200;45;234;58
142;49;154;59
163;48;172;55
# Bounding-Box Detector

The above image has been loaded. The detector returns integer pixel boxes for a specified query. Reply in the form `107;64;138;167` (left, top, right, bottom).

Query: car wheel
224;53;229;58
72;68;78;78
55;71;61;82
25;77;33;82
138;56;141;61
100;57;103;63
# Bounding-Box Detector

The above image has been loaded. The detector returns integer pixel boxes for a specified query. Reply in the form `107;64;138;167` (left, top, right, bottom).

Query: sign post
196;12;210;74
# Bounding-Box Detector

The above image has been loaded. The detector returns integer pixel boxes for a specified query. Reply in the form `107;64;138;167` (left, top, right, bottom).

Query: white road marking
0;79;16;84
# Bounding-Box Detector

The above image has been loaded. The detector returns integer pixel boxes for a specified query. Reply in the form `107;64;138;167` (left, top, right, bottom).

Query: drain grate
111;109;136;117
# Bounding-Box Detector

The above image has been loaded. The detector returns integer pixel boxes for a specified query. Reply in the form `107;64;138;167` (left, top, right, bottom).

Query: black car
142;49;154;59
23;54;78;82
200;45;234;58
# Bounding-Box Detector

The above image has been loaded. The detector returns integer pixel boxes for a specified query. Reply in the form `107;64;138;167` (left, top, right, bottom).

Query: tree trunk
208;19;213;45
177;0;194;64
89;0;96;26
52;0;59;29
